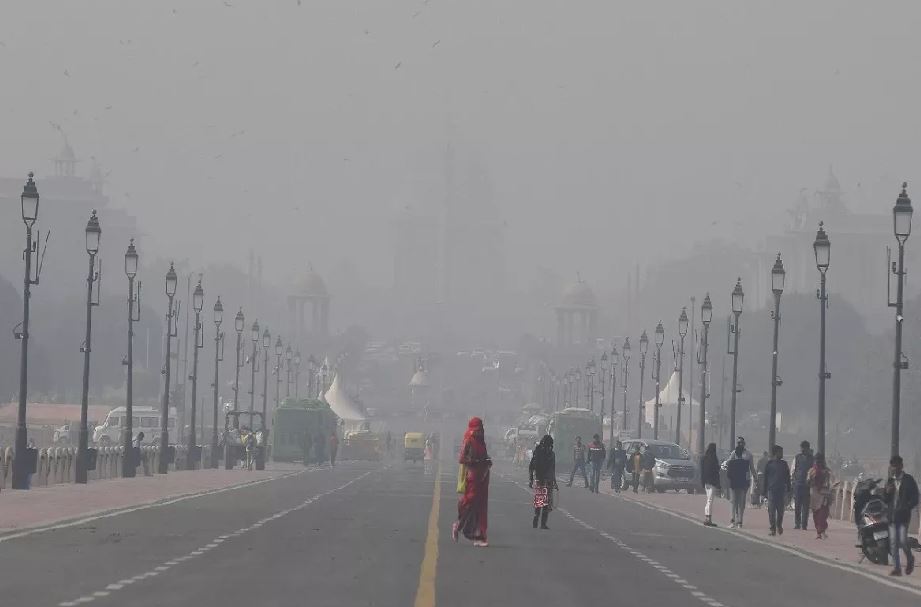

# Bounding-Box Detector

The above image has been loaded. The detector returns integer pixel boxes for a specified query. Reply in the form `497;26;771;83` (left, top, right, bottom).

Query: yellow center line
413;459;443;607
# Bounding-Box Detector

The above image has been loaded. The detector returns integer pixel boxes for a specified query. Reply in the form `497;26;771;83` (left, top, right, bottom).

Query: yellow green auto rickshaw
404;432;425;463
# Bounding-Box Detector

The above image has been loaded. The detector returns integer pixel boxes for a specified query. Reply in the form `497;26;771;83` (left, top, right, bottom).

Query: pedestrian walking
630;448;643;493
607;441;627;492
701;442;721;527
453;417;492;547
724;437;755;528
134;431;148;475
529;435;557;529
792;440;814;531
587;434;606;493
329;432;339;467
806;452;833;539
763;445;791;536
641;445;656;493
567;436;588;488
884;455;918;576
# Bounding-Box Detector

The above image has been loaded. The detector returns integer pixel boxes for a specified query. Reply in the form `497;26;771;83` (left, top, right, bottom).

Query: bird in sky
394;61;402;70
432;40;440;48
63;69;70;77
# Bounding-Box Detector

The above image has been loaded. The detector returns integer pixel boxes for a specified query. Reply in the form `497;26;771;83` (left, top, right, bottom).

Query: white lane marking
0;468;309;545
56;470;372;606
610;491;921;598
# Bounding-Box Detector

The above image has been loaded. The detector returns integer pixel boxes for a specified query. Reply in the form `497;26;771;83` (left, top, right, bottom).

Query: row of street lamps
543;183;912;457
8;172;332;488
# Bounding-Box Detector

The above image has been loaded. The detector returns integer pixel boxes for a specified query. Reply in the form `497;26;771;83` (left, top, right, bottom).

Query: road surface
1;459;919;606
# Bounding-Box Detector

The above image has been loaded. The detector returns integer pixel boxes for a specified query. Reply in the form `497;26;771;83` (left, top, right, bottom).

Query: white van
92;406;177;445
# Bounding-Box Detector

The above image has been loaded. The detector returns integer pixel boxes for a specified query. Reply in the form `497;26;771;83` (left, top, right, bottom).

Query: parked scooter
853;478;889;565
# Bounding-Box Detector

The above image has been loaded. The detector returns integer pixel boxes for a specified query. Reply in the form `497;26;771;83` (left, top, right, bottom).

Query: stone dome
561;280;597;307
298;264;328;297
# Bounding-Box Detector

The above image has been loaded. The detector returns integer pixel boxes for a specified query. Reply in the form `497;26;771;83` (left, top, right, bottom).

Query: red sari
457;417;491;541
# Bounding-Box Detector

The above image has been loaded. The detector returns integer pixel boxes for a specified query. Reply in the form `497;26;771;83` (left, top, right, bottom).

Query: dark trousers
767;490;786;532
794;483;810;529
569;461;587;486
631;470;640;492
611;468;624;492
590;462;602;492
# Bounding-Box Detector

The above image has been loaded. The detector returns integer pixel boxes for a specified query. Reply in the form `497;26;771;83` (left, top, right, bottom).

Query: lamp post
586;359;596;412
249;321;259;418
12;173;40;490
274;337;283;408
158;263;179;474
186;279;204;469
231;308;244;429
599;352;608;439
729;278;743;449
294;350;302;399
890;183;913;457
768;254;785;451
122;239;140;477
210;297;224;469
622;338;632;436
697;294;713;455
609;346;618;445
638;332;651;438
676;307;688;446
76;210;102;484
652;323;664;440
262;328;270;425
308;356;318;398
321;362;329;395
813;223;831;454
285;345;293;397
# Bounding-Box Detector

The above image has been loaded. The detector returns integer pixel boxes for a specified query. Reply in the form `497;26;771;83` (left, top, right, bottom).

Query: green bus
547;407;602;468
271;398;339;462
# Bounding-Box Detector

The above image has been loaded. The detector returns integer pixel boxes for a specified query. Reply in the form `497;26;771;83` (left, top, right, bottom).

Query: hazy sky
1;1;919;291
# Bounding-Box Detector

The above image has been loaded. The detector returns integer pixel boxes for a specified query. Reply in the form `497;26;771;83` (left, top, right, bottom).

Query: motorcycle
853;478;889;565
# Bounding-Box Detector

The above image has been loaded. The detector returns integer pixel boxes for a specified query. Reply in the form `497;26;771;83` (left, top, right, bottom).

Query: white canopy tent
644;370;700;442
324;373;366;431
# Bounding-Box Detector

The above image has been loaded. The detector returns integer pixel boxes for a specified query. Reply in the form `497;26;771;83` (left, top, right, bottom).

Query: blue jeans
890;522;912;570
590;461;602;492
794;483;810;529
767;490;786;531
569;461;587;486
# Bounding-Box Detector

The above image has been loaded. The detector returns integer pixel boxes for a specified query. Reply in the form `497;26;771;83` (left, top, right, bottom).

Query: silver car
622;439;698;493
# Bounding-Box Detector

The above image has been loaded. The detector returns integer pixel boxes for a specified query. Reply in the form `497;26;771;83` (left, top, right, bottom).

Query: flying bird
432;40;440;48
394;61;402;69
105;105;113;110
63;69;70;77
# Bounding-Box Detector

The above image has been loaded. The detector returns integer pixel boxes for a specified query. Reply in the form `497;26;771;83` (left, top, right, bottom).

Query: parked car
622;438;698;493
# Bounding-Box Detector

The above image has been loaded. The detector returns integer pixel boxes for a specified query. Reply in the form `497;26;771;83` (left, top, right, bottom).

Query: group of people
565;435;609;493
300;430;339;467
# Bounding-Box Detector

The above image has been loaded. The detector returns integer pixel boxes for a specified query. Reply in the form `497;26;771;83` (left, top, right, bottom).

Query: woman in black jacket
529;435;557;530
701;442;721;527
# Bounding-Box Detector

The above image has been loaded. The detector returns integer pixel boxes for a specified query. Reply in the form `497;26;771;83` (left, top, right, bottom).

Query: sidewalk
601;485;921;589
0;464;303;535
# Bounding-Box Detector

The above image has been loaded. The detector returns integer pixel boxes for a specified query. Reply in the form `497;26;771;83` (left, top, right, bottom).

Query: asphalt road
2;458;920;607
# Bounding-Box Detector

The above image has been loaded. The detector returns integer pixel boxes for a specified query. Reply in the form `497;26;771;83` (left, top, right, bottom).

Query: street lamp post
609;346;618;445
813;223;831;454
890;183;913;457
768;254;785;451
599;352;608;439
729;278;744;449
122;239;140;478
231;308;244;429
186;279;204;470
285;345;293;397
294;350;302;399
12;173;40;490
639;332;651;437
697;294;713;455
274;337;283;408
262;328;270;424
622;338;632;436
308;356;318;398
158;263;179;474
586;360;596;413
211;297;224;469
652;323;664;440
249;321;259;418
76;210;102;484
676;307;688;446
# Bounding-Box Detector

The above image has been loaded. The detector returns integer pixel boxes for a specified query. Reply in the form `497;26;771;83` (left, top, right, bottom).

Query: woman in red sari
807;452;833;539
453;417;492;547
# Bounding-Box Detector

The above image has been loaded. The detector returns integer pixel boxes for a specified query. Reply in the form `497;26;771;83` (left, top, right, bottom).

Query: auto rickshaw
404;432;425;463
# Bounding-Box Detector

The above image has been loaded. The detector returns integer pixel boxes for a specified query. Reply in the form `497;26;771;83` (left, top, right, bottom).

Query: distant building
758;167;898;327
0;143;138;298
